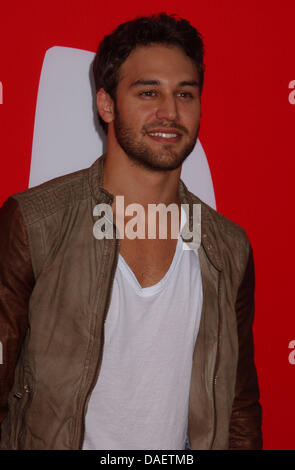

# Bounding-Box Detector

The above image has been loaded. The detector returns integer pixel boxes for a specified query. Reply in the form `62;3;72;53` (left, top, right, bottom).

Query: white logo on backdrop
288;80;295;105
288;340;295;365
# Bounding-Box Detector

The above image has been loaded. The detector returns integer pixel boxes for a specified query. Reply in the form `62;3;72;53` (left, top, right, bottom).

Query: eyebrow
130;79;199;88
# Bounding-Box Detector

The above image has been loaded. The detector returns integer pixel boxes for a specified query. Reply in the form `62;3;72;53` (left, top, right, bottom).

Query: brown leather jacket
0;155;262;449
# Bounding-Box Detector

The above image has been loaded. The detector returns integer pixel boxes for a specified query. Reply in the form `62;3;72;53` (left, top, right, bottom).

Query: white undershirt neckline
118;233;183;298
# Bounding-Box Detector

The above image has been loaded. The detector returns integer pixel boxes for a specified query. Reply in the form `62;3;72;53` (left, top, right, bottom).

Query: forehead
118;44;199;86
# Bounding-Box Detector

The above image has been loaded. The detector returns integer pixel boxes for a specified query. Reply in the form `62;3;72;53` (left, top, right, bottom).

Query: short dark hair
93;13;205;133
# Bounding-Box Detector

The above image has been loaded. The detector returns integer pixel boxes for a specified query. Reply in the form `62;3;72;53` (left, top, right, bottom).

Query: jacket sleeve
228;245;263;449
0;198;34;431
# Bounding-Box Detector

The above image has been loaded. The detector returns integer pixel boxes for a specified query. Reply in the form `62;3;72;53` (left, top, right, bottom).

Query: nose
155;94;179;121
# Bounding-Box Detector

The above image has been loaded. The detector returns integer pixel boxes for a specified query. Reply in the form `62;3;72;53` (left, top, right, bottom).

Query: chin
135;153;188;172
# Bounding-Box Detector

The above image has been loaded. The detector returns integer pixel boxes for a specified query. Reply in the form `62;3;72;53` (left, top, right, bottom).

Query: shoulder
3;165;95;279
187;189;251;273
200;194;248;241
0;197;29;246
10;166;91;226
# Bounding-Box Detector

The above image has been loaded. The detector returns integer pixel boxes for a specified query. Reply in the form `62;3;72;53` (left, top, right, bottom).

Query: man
0;13;262;450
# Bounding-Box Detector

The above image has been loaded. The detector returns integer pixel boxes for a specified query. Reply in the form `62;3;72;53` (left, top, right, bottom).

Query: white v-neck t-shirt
83;208;203;450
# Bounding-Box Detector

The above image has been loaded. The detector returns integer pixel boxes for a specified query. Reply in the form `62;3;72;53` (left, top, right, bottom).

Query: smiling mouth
146;131;182;143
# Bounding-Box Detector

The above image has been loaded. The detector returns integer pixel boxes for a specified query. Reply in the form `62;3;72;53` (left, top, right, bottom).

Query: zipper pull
14;385;31;399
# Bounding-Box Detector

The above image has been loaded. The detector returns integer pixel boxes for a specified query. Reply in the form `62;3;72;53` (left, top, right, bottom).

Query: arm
229;245;263;449
0;198;34;431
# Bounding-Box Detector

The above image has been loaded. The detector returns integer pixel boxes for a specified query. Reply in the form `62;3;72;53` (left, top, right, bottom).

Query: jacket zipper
16;384;33;448
209;272;222;449
77;233;120;449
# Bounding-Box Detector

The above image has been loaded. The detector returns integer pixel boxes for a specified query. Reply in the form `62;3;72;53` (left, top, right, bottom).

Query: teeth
148;132;178;138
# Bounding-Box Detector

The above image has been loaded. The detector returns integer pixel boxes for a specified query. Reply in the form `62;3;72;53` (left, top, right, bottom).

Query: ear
96;88;114;124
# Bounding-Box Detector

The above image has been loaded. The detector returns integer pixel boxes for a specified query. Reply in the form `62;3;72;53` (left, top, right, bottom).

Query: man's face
110;44;201;172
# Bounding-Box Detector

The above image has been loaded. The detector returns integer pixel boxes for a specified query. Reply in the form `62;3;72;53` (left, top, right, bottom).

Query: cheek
133;101;157;118
119;99;150;124
183;107;201;132
130;105;158;130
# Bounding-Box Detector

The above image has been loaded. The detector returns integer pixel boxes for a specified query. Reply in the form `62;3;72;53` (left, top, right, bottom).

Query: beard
113;107;199;172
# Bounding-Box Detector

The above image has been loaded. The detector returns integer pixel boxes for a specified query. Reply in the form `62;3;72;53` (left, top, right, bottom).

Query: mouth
145;129;182;143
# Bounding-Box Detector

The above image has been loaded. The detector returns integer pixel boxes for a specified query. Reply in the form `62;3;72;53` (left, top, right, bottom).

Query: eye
177;91;193;99
139;90;157;97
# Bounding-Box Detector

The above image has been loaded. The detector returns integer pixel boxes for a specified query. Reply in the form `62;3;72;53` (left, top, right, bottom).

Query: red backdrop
1;0;295;450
